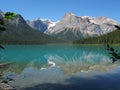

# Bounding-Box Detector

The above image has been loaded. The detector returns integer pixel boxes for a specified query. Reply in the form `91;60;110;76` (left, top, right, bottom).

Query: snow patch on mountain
45;13;120;41
48;21;59;29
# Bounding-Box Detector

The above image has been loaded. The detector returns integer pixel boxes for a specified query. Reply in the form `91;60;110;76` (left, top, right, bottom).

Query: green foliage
0;12;17;49
114;25;120;30
0;19;5;31
106;44;120;63
74;29;120;44
0;12;17;31
5;12;17;19
0;19;5;25
0;26;6;31
0;18;6;49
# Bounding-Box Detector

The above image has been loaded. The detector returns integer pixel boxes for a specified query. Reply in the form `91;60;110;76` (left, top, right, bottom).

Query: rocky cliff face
26;18;48;32
26;18;57;33
45;13;119;41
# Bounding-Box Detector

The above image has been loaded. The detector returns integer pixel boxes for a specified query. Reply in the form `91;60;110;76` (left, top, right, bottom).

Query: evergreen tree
0;12;16;49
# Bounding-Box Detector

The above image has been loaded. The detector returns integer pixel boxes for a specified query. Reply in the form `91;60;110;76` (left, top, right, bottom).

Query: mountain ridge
45;13;120;41
1;10;120;44
0;10;63;44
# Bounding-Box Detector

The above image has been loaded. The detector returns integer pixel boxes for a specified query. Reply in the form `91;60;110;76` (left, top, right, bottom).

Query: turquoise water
0;45;120;90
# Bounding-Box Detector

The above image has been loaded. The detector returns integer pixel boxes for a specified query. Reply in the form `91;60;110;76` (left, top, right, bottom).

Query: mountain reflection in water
0;45;120;90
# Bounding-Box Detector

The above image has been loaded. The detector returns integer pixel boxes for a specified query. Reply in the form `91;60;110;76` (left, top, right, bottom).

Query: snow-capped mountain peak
26;17;59;33
48;21;59;29
45;13;120;41
26;13;120;41
27;18;53;32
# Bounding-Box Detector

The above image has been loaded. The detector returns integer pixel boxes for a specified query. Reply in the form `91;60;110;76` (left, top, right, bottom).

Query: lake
0;45;120;90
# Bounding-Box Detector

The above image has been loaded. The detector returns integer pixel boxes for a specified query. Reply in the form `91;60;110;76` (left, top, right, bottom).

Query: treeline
73;29;120;44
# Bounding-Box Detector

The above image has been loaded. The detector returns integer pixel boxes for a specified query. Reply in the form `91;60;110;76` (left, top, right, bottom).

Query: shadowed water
0;45;120;90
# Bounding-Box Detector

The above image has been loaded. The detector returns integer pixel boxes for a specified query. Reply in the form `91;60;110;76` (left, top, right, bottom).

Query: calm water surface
0;45;120;90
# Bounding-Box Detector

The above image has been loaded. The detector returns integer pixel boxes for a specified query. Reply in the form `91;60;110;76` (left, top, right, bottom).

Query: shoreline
1;43;120;46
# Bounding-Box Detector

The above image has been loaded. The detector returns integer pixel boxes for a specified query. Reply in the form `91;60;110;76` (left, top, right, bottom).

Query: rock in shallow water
0;80;15;90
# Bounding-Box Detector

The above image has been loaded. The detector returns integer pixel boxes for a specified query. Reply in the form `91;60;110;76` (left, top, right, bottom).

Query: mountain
0;10;4;18
0;11;62;44
26;18;57;32
1;10;119;44
45;13;120;41
26;18;48;32
74;29;120;44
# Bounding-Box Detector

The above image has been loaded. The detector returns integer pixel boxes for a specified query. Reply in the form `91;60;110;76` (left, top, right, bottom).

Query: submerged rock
0;81;15;90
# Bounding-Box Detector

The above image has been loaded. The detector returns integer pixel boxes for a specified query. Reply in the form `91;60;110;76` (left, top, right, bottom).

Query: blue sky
0;0;120;22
